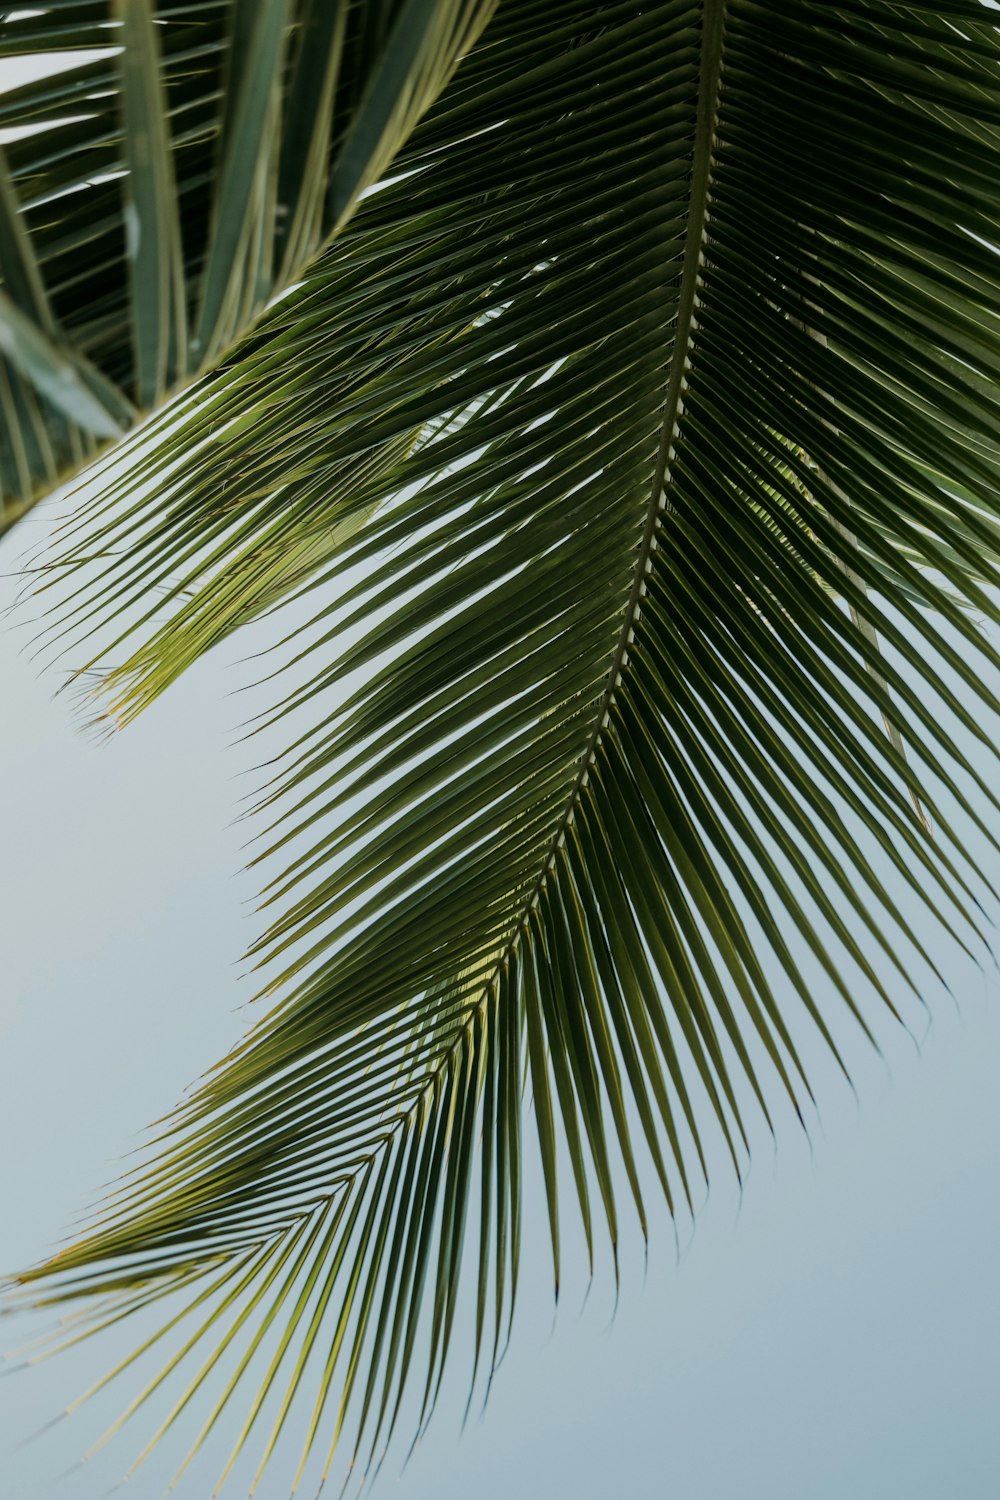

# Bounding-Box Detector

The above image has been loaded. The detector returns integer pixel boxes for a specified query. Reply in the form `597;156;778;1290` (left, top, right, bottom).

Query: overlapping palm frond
0;0;497;529
7;0;1000;1493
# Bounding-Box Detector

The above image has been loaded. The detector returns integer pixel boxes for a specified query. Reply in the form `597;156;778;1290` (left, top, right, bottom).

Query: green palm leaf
6;0;1000;1492
0;0;496;528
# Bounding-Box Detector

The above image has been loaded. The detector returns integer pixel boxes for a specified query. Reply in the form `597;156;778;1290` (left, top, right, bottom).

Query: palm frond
0;0;497;529
9;0;1000;1493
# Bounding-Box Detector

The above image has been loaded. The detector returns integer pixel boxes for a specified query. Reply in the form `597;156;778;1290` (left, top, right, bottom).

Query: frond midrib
263;0;730;1220
477;0;728;1009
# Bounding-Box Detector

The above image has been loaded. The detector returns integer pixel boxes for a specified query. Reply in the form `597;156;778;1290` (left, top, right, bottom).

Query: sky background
2;35;1000;1500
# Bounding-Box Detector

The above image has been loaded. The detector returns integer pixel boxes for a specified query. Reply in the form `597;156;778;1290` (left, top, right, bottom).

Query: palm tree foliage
0;0;497;526
5;0;1000;1489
